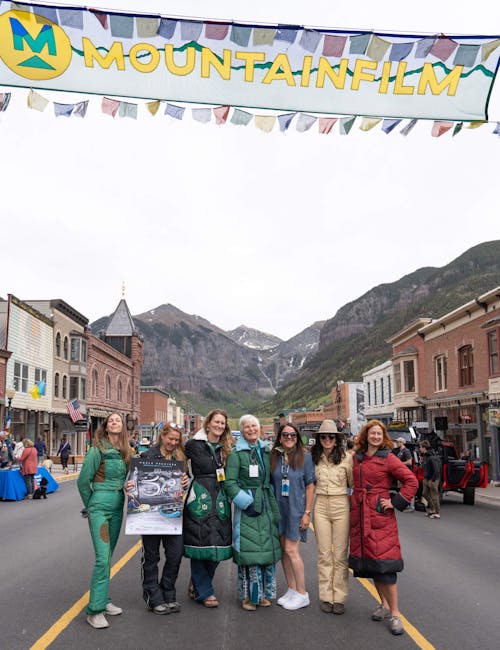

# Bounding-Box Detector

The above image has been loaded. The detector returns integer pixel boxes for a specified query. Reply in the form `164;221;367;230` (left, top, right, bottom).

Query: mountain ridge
259;239;500;415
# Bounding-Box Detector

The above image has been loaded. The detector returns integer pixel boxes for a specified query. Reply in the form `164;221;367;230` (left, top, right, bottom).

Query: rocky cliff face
262;321;325;391
261;240;500;414
91;304;321;414
226;325;283;350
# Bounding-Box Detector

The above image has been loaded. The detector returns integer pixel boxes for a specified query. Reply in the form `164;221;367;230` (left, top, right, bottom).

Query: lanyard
281;457;289;479
207;442;223;469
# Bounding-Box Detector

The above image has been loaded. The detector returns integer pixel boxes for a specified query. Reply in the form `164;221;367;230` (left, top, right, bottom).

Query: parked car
388;424;489;505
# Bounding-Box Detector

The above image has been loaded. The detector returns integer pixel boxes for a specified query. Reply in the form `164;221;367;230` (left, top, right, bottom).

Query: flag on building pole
67;399;84;423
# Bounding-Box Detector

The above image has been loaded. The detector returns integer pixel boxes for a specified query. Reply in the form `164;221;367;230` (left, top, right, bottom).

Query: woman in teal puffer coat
225;414;281;611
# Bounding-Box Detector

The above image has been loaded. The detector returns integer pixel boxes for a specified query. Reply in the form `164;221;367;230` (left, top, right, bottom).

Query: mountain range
91;304;322;416
91;240;500;418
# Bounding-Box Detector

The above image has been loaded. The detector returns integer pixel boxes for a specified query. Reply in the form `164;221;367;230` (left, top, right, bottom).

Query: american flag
67;399;84;423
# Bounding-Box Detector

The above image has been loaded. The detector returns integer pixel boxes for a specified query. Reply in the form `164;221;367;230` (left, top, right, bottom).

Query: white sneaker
86;613;109;629
105;602;123;616
282;591;310;610
277;589;297;606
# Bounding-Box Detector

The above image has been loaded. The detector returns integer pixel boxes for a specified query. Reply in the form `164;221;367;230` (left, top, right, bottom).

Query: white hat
318;420;339;434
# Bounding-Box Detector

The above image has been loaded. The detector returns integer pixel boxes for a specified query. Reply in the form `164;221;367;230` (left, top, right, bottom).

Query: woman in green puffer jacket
225;414;281;611
77;413;132;630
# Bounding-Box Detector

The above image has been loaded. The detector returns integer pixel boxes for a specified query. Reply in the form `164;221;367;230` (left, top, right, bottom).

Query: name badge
216;467;226;482
249;464;259;478
281;478;290;497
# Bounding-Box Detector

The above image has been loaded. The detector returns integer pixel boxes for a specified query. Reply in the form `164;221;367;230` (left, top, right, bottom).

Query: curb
444;491;500;507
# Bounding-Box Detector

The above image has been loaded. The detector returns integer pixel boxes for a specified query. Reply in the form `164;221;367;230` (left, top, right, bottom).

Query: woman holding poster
183;409;233;607
77;413;131;630
140;425;189;615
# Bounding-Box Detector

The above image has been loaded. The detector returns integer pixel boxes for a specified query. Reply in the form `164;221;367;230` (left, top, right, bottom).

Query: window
62;375;68;399
404;360;415;392
435;355;448;391
71;338;80;362
81;339;87;362
70;377;79;400
459;346;474;386
117;379;123;403
105;375;111;400
127;382;131;404
373;380;377;405
63;336;69;360
367;382;371;406
488;331;499;375
35;368;47;384
388;375;392;403
394;363;401;394
14;362;29;393
380;377;384;404
80;378;86;401
54;372;60;398
55;332;61;357
92;369;98;396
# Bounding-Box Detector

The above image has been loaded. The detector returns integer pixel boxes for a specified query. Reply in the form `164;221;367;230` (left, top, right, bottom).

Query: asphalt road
1;481;499;650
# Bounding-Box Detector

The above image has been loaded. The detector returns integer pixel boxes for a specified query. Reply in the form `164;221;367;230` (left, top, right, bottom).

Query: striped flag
67;399;83;423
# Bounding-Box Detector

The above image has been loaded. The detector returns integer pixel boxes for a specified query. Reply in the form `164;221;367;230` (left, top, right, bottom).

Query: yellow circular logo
0;10;72;80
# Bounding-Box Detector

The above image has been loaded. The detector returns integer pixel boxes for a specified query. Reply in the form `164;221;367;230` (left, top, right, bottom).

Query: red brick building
86;299;143;437
388;287;500;480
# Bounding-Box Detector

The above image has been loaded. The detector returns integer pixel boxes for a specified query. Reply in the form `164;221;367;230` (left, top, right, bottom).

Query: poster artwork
125;457;184;535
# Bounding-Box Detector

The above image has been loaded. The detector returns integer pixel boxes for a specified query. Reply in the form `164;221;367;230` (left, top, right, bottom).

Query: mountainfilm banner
0;1;499;120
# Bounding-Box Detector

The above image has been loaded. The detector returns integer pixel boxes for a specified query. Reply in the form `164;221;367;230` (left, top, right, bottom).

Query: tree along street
1;481;499;650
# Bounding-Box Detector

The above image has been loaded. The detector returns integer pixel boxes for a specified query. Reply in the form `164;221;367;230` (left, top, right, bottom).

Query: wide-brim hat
318;420;339;434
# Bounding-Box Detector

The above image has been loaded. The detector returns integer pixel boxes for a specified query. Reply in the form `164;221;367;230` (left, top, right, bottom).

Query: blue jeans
190;559;219;601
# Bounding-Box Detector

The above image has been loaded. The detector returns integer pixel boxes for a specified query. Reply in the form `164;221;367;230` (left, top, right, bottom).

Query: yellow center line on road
309;521;436;650
30;541;142;650
354;575;436;650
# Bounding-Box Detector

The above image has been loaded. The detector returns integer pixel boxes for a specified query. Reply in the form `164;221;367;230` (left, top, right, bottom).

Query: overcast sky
2;1;500;340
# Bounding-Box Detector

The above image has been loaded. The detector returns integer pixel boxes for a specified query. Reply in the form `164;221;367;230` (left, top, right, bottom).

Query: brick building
86;298;143;438
387;287;500;480
140;386;169;441
278;381;366;438
26;299;89;455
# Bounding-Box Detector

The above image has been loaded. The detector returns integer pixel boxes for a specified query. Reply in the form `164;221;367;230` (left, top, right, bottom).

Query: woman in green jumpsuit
77;412;132;629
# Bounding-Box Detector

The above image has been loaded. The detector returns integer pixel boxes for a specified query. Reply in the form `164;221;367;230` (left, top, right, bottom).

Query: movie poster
125;457;184;535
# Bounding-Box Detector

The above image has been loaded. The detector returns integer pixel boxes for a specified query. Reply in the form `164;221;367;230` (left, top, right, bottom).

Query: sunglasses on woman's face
281;432;297;439
320;434;336;441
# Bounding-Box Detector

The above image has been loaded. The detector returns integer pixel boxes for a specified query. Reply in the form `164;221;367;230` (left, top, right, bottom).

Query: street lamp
5;386;15;431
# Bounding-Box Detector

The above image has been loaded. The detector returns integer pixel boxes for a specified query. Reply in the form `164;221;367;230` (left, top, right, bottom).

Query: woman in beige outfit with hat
311;420;353;614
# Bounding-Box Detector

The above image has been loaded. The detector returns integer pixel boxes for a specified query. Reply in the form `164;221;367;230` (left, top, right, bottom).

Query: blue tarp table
0;467;59;501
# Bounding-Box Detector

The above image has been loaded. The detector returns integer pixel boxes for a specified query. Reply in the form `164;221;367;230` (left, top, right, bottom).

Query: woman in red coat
349;420;418;636
19;438;39;499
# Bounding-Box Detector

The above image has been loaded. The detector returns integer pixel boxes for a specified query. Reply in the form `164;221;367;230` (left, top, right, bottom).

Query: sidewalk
48;464;80;483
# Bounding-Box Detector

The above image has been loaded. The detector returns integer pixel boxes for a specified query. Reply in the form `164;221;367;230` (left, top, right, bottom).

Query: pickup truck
388;425;489;505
